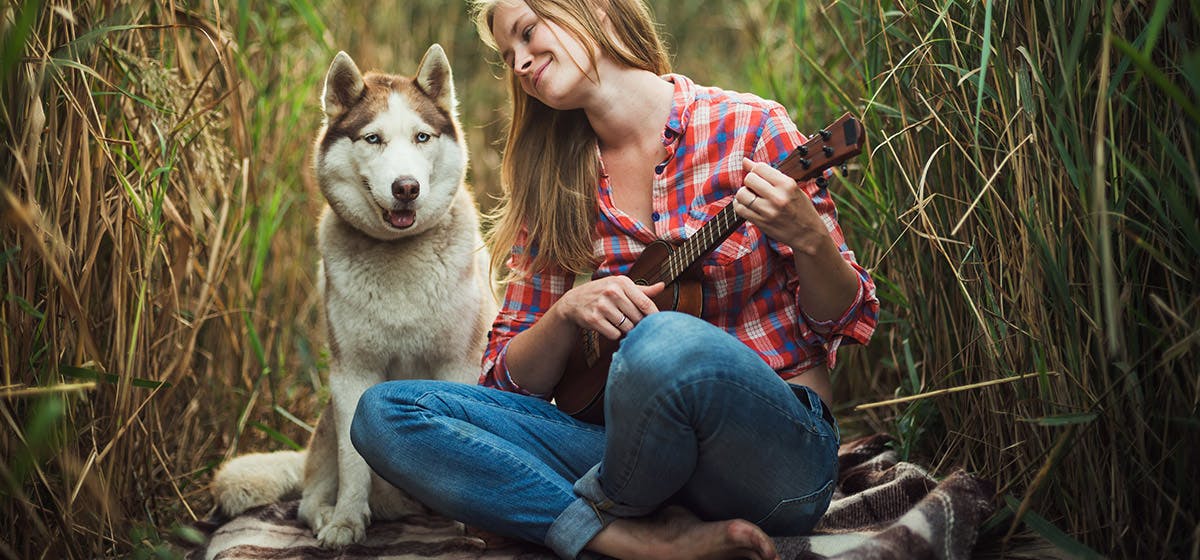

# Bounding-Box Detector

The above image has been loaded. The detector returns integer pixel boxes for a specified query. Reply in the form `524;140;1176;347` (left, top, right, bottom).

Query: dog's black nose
392;177;420;201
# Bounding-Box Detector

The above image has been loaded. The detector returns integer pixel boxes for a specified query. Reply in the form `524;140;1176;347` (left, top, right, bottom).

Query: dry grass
1;0;1197;558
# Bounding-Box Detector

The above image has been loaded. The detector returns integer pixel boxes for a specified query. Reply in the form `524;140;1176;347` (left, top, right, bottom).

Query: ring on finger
616;315;628;328
748;193;759;208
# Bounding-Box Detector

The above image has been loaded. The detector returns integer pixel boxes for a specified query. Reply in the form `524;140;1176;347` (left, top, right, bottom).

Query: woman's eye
522;25;533;41
415;132;431;143
364;133;381;144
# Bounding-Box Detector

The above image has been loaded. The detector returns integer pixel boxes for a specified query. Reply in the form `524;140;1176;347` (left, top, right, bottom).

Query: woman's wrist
784;218;833;257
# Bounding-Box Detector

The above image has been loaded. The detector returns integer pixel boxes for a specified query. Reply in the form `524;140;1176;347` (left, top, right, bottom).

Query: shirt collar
661;73;695;143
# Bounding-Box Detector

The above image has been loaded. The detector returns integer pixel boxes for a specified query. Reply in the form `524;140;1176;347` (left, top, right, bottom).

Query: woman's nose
513;50;533;75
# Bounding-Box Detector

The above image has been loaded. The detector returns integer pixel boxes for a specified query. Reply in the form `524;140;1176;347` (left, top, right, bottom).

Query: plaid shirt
480;74;878;396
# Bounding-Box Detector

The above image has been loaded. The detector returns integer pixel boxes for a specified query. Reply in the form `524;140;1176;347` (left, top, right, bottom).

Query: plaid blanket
191;434;994;560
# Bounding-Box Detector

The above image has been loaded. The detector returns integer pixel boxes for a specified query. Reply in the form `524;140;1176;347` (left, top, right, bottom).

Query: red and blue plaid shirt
480;74;878;396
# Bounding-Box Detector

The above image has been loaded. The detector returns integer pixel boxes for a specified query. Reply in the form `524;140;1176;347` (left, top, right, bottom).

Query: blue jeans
351;312;839;559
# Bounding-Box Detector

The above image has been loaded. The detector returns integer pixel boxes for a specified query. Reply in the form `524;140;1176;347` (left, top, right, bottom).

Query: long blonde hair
472;0;670;277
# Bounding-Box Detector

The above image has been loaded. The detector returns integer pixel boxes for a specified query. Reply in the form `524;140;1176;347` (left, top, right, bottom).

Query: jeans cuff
545;497;613;559
573;464;658;518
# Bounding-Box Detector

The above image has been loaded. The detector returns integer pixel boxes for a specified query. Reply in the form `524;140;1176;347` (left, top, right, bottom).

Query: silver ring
748;194;759;208
616;315;628;328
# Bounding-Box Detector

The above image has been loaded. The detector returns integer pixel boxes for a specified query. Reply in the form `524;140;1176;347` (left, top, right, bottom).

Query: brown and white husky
211;44;496;548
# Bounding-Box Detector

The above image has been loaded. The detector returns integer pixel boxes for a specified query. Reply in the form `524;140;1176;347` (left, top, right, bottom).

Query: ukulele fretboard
651;204;743;285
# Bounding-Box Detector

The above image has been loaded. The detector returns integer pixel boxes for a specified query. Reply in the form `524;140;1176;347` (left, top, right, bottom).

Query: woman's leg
350;380;606;557
576;311;839;536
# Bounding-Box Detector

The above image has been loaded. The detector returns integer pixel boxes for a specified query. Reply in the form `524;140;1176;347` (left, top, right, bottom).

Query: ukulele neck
640;113;863;288
650;204;743;285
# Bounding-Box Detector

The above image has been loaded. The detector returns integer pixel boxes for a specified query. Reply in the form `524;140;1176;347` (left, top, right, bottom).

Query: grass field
1;0;1197;557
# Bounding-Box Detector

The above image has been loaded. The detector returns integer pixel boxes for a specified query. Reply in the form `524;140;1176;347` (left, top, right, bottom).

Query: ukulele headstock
776;113;865;184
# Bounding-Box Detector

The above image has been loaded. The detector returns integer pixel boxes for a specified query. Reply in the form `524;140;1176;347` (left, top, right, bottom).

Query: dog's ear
322;51;365;119
415;43;456;113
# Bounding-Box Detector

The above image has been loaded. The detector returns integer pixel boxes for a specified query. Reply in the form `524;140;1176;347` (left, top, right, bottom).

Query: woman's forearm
790;232;861;323
501;305;578;395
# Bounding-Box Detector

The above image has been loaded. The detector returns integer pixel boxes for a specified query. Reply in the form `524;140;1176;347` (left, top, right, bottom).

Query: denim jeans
351;311;839;559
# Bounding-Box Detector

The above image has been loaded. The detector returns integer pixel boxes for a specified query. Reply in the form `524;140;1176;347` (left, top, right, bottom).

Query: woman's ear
592;0;609;24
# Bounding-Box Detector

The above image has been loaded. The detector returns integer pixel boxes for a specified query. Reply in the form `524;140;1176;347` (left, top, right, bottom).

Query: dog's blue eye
363;133;382;144
415;132;431;143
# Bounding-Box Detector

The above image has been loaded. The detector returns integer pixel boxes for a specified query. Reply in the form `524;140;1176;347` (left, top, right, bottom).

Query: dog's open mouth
384;209;416;229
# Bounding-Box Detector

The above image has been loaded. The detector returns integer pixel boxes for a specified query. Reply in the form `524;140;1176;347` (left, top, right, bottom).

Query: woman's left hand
733;157;827;252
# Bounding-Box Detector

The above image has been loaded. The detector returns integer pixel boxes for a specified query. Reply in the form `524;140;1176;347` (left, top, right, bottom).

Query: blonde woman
351;1;879;558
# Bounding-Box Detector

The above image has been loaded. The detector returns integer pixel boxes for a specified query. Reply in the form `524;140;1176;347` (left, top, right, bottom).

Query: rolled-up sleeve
756;105;880;367
478;236;572;398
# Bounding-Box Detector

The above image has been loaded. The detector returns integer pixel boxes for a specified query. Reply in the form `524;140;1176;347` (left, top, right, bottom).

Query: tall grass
797;0;1199;557
1;0;1196;558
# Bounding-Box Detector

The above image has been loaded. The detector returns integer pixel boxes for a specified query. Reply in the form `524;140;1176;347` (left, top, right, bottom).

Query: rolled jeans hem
545;497;612;559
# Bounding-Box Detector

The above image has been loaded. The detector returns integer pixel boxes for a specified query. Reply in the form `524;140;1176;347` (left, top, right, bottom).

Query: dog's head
314;44;466;240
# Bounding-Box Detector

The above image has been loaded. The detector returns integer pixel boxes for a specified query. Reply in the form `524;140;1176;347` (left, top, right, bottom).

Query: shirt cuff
489;344;552;399
799;280;865;338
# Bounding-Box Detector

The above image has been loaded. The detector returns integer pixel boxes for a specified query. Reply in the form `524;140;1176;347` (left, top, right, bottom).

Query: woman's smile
532;59;549;90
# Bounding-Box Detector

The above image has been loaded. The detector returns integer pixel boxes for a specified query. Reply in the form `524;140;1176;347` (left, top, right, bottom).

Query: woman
350;1;879;558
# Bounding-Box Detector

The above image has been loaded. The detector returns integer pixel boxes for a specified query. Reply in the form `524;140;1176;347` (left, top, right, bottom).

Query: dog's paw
316;515;367;548
298;502;335;533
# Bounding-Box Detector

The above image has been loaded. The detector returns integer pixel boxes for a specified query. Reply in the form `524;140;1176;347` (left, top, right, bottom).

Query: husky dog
211;44;497;548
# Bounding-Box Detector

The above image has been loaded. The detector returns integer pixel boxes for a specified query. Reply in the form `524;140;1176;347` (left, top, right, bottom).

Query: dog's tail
211;450;307;516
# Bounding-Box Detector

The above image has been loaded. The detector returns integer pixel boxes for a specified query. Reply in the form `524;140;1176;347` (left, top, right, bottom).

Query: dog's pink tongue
388;210;416;229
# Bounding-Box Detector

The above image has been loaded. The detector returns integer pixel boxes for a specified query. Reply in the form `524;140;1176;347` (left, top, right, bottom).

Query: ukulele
554;113;866;425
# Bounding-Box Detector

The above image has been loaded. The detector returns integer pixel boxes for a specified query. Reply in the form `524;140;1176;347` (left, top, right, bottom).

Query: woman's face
491;1;598;109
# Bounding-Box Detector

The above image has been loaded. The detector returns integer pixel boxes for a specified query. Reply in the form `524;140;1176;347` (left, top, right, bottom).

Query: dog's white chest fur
318;189;491;382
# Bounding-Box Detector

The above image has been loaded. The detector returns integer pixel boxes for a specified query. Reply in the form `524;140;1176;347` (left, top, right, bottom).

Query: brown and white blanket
190;434;994;560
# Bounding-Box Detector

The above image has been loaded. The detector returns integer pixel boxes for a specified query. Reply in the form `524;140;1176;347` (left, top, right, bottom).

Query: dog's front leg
298;404;338;533
314;367;382;548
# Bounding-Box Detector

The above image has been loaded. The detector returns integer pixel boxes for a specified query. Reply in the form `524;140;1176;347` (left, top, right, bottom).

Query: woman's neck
583;67;674;151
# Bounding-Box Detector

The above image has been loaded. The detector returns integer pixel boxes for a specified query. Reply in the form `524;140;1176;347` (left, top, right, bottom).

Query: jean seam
415;388;606;434
752;477;835;527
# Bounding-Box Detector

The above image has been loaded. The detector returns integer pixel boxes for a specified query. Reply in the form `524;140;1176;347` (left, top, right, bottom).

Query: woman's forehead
490;0;532;32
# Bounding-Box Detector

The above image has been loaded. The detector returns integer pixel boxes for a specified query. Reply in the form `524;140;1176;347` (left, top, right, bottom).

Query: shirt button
651;212;661;221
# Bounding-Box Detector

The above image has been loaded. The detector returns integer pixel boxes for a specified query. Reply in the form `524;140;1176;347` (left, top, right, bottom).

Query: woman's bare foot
586;506;779;560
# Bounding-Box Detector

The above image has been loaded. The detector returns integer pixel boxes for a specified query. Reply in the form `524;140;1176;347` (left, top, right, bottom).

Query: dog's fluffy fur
211;44;496;548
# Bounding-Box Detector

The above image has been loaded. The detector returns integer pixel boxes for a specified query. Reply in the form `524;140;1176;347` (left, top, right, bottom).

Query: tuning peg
819;129;832;140
799;158;811;169
798;145;809;156
840;163;848;176
823;146;834;157
816;177;829;189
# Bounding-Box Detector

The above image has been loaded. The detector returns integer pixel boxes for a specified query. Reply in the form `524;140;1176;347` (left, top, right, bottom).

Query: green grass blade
1021;412;1100;427
59;365;169;390
0;0;40;89
251;421;303;451
1003;495;1106;559
1111;35;1200;123
286;0;335;55
972;0;995;149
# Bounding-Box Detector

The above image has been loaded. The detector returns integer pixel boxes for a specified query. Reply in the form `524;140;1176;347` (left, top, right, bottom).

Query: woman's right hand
553;276;665;340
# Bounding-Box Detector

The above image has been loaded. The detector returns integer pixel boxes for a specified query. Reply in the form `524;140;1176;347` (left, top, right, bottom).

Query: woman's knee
619;312;703;366
350;380;440;454
611;312;742;389
350;383;394;456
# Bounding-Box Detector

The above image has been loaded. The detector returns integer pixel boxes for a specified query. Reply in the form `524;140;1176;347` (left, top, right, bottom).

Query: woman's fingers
564;277;666;339
607;281;664;336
